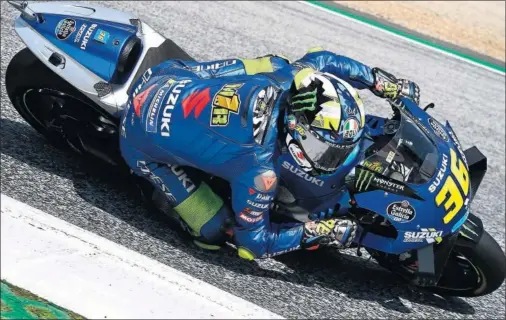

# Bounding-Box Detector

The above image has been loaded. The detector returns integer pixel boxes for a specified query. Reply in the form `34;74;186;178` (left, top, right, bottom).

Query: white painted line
299;1;506;76
0;194;284;320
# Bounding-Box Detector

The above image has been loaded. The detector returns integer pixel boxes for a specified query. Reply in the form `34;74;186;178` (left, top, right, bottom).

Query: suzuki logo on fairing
282;161;324;186
429;153;448;193
160;80;192;137
80;24;97;50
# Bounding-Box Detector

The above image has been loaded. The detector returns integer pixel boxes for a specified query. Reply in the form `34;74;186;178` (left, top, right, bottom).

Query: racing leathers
119;47;419;260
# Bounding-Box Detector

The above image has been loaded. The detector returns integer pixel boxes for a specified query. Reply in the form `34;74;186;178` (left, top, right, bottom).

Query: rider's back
121;58;285;182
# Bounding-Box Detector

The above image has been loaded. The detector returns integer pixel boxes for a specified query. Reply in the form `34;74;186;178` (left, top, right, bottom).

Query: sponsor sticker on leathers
254;170;278;192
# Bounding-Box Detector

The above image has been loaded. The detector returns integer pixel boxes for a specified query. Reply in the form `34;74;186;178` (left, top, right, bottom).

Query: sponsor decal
352;167;423;200
386;200;416;223
428;118;449;142
287;114;297;130
246;200;269;209
182;88;211;119
261;246;300;258
210;83;243;126
160;79;192;137
253;86;277;145
403;228;443;244
386;151;396;163
146;80;175;133
74;23;87;43
362;160;383;173
137;160;177;203
293;124;306;138
291;61;312;69
242;207;265;217
93;28;110;44
239;212;263;223
80;23;98;50
132;69;153;97
255;193;272;202
167;164;196;193
282;161;324;186
190;59;237;72
248;188;256;195
342;117;360;139
390;161;414;182
133;84;157;117
55;18;76;40
253;170;278;192
429;153;448;192
244;208;264;217
403;111;432;137
356;169;405;192
434;149;470;224
447;127;469;168
288;142;312;169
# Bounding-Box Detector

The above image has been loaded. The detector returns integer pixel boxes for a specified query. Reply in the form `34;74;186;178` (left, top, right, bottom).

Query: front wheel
430;230;505;297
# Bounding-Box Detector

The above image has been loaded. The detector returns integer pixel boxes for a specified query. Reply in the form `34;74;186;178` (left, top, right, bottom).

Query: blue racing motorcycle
5;1;505;297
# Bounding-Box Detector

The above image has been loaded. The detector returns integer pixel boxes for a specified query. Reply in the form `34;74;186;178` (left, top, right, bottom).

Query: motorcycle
5;1;505;297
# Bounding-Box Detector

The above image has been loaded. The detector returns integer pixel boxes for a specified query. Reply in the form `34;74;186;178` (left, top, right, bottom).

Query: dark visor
297;129;358;172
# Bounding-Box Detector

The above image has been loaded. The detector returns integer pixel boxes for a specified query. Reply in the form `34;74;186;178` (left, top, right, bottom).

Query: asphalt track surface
1;1;505;319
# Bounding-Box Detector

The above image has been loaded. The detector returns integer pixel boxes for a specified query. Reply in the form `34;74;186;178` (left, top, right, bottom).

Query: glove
308;207;336;221
371;67;420;105
301;218;358;249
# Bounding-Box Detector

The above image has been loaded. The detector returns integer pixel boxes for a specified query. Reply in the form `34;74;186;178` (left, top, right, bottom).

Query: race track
1;1;505;318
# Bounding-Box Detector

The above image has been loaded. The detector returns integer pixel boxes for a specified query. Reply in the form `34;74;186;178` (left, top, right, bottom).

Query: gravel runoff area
336;1;505;62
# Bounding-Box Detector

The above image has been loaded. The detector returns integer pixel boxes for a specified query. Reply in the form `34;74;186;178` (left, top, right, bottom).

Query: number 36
435;149;470;224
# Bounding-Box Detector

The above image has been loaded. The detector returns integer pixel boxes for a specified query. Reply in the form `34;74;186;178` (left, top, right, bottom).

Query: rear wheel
6;48;122;166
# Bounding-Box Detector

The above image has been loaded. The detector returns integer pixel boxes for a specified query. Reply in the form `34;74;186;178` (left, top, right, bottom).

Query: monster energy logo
292;88;317;112
356;169;375;192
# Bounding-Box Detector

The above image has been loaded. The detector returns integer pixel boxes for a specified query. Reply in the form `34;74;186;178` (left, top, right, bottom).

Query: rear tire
6;48;123;167
6;48;115;147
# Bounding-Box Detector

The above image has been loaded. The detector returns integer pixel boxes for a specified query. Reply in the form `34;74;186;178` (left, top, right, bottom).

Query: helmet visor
297;127;358;172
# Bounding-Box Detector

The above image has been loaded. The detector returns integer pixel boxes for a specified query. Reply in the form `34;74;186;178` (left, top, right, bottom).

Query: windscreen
361;111;439;185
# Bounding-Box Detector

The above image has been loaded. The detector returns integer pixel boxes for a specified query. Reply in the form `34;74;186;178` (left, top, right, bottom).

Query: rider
119;47;420;260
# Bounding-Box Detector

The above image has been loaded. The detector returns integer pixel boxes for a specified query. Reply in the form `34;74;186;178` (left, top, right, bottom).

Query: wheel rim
20;88;92;152
436;250;485;292
22;88;78;133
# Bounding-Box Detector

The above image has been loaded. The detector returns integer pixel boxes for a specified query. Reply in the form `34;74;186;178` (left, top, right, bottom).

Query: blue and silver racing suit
119;47;379;260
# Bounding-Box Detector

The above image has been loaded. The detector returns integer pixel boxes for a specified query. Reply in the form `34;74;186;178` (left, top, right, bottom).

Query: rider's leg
121;142;233;249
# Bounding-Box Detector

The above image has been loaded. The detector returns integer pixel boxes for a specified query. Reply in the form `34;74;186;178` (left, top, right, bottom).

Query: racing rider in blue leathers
119;47;420;260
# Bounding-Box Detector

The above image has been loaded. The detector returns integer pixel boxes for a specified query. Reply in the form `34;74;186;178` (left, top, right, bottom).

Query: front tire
431;230;506;297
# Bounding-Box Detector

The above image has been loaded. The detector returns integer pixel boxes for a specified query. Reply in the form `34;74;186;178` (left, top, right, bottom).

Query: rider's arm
293;47;420;103
293;47;375;89
172;54;292;79
229;167;305;260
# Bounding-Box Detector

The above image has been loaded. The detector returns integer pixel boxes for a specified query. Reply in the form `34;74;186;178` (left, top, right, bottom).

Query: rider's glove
308;207;336;221
371;67;420;105
301;218;357;249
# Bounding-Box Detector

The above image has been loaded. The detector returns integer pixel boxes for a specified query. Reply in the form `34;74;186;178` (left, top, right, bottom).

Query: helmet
285;70;365;175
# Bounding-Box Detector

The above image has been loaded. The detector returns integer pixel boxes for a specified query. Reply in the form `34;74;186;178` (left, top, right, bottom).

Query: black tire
431;230;506;297
5;48;104;149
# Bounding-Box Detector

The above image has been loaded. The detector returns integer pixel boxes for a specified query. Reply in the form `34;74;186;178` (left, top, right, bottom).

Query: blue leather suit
119;47;377;259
